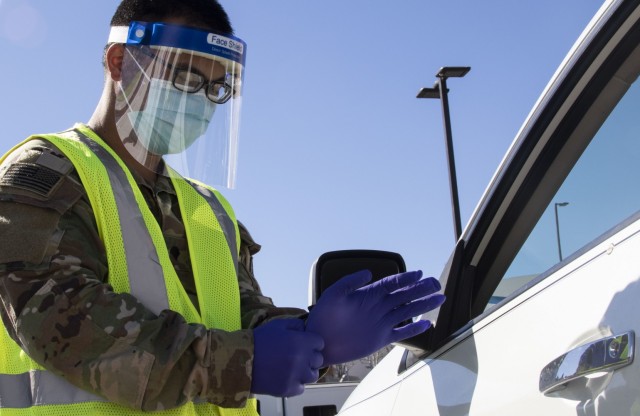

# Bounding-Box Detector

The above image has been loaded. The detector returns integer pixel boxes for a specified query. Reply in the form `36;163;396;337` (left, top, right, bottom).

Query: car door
388;0;640;414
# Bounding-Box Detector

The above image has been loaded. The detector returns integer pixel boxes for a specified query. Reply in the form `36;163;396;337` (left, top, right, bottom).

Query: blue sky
0;1;605;309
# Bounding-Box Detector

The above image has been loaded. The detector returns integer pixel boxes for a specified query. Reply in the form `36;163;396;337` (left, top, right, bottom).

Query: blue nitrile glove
251;318;325;397
305;270;445;366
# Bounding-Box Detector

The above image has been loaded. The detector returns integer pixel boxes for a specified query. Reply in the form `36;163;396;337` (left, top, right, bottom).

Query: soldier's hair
110;0;233;35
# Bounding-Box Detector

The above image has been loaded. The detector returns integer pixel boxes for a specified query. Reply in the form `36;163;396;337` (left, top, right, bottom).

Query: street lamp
417;66;471;241
554;202;569;261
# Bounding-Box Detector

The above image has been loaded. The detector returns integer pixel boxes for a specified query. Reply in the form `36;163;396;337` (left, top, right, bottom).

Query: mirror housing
309;249;435;354
308;250;411;382
308;249;406;306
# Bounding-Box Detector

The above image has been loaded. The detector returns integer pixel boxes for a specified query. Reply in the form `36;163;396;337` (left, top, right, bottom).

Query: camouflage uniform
0;132;306;411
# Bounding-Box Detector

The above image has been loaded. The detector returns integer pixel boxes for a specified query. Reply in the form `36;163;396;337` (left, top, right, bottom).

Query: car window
489;76;640;307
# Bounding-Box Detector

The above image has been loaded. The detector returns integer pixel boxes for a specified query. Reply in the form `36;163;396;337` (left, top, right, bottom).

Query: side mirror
308;249;406;306
309;249;439;355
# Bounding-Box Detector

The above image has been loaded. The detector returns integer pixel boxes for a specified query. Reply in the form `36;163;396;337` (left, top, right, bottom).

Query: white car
334;0;640;414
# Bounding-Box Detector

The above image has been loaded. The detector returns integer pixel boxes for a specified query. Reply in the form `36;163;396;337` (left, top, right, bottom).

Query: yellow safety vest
0;124;258;416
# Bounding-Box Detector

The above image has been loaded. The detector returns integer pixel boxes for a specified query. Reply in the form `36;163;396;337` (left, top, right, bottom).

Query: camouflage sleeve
237;221;308;329
0;140;254;410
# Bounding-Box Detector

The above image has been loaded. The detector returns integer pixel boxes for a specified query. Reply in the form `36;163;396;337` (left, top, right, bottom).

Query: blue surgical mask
128;78;217;155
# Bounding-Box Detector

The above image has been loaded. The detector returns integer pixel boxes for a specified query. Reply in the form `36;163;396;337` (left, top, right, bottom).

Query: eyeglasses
171;69;235;104
136;47;236;104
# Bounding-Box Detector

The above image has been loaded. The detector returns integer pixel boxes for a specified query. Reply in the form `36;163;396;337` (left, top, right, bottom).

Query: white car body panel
341;218;640;415
338;347;405;414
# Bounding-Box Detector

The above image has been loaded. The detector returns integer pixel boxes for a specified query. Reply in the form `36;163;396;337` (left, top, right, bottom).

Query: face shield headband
109;21;247;189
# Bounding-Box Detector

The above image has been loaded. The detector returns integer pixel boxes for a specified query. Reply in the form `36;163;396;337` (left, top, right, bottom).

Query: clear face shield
108;22;246;188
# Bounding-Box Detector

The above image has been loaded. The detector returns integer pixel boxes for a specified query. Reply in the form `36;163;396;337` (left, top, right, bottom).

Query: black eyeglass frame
134;46;236;104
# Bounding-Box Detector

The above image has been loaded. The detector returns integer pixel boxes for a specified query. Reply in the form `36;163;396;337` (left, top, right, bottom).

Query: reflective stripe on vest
70;129;170;313
0;370;107;408
0;126;255;415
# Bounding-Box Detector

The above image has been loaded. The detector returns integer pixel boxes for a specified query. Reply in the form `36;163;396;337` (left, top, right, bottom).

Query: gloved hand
251;318;324;397
305;269;445;365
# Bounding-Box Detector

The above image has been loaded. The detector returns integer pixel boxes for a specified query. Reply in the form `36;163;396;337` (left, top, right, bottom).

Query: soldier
0;0;445;415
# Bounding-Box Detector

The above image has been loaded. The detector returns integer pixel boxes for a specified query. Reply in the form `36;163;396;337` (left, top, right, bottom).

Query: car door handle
539;331;635;394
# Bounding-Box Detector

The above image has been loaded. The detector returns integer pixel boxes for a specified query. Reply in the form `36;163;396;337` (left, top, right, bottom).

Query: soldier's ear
106;44;124;81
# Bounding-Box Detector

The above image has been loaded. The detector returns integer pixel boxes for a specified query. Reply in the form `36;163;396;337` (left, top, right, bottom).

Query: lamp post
554;202;569;261
417;66;470;241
